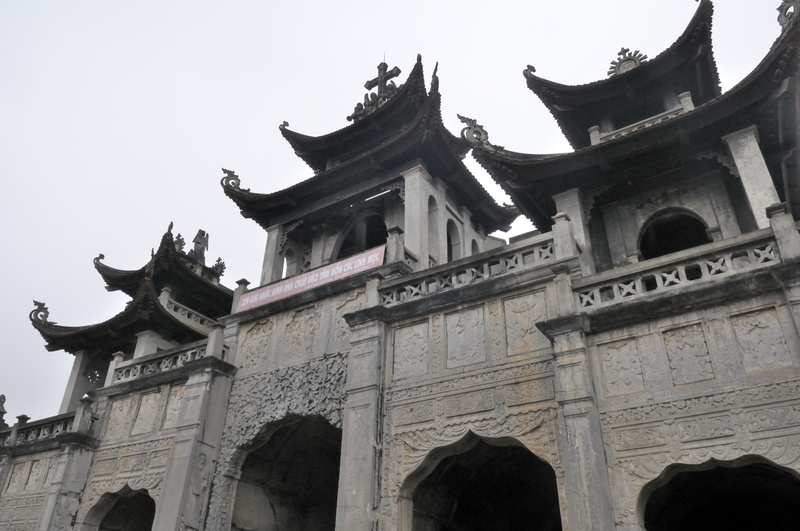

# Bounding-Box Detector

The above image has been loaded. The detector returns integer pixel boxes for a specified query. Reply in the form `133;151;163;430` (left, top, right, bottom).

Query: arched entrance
638;210;712;260
82;485;155;531
401;433;562;531
641;456;800;530
230;416;342;531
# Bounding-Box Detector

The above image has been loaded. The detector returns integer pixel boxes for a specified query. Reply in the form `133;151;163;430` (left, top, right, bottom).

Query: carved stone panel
504;291;549;356
731;308;792;373
505;378;555;406
443;389;495;418
598;337;646;396
613;425;667;452
131;389;164;436
104;396;134;442
393;322;429;380
162;383;185;430
238;318;274;372
446;307;486;369
282;307;319;364
663;323;715;385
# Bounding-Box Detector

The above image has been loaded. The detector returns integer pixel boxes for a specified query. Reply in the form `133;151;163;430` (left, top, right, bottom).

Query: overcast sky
0;1;781;422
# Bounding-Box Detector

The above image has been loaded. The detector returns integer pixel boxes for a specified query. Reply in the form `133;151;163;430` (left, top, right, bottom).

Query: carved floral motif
504;292;549;356
663;323;715;385
731;309;792;373
393;322;429;380
599;338;646;396
445;307;486;368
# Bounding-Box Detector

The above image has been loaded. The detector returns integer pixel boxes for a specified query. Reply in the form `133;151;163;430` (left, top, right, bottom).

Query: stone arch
638;455;800;530
638;208;712;260
229;415;342;531
471;238;480;256
398;431;562;531
446;219;461;262
333;212;388;262
81;485;155;531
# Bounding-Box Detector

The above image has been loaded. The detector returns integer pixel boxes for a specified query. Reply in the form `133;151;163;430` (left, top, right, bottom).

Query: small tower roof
223;56;517;232
524;0;720;150
94;226;233;319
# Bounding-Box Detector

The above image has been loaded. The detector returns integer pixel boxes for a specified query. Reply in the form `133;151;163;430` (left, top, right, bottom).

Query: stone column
722;126;781;229
151;358;235;530
402;166;432;271
261;224;285;285
539;271;615;529
59;350;92;414
554;189;595;274
335;313;385;531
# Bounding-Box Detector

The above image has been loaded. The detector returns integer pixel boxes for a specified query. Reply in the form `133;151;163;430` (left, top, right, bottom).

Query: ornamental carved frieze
662;323;715;386
445;307;486;368
393;321;429;380
503;291;549;356
730;308;793;373
599;337;646;396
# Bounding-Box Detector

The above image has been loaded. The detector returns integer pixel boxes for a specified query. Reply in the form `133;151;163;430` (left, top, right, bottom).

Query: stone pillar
722;126;781;229
551;212;579;261
553;189;595;274
403;166;431;271
539;273;615;529
37;443;94;531
768;203;800;262
151;358;235;530
59;350;92;414
335;318;385;531
261;224;285;285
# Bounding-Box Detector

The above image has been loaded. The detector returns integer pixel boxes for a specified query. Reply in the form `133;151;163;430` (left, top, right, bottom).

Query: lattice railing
380;235;555;307
164;299;216;329
113;343;223;384
0;413;76;447
576;239;780;310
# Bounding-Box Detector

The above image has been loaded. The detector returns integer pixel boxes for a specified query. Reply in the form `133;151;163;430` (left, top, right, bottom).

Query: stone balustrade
0;403;95;448
380;234;556;307
111;341;226;384
164;298;216;329
575;231;780;310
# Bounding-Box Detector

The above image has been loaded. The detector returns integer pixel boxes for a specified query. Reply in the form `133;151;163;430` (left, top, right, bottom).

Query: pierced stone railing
380;234;556;307
575;234;780;310
0;409;93;447
13;414;74;444
164;299;216;329
112;342;223;384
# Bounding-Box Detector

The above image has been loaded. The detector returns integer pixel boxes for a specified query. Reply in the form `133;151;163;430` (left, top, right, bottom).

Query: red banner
236;246;386;312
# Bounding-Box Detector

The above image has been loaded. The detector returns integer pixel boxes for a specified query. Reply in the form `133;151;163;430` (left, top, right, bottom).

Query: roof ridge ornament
608;48;648;76
779;0;799;31
30;300;54;324
220;167;249;192
347;61;402;122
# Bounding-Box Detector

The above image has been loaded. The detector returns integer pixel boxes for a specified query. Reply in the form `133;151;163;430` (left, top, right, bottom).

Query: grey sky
0;1;780;421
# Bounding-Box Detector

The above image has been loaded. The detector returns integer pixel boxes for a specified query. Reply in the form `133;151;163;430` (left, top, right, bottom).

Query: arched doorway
641;457;800;530
401;433;562;531
638;210;712;260
231;416;342;531
82;486;155;531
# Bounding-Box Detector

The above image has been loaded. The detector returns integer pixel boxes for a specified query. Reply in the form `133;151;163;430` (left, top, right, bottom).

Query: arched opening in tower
643;459;800;530
639;210;711;260
88;488;155;531
410;437;562;531
230;416;342;531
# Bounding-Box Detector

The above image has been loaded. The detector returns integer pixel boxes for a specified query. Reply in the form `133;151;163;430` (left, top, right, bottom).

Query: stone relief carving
181;453;210;531
430;315;443;374
446;307;486;368
52;492;80;531
131;389;164;436
333;289;364;346
238;318;275;372
599;338;646;396
162;384;186;430
104;396;133;442
393;322;429;380
206;352;347;530
283;307;319;363
663;323;715;385
504;292;549;356
731;308;792;373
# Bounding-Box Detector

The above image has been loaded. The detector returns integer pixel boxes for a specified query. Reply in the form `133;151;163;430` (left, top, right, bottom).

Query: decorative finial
348;61;402;122
187;230;209;265
93;253;105;265
29;301;53;324
457;114;490;147
430;62;440;94
608;48;648;76
175;233;185;253
220;168;249;192
778;0;799;30
523;65;537;79
168;221;174;234
279;121;289;130
212;257;226;277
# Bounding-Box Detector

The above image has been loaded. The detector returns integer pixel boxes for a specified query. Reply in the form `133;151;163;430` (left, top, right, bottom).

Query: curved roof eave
30;279;208;354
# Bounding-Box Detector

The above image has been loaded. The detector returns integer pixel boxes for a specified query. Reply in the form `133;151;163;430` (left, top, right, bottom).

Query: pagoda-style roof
94;226;233;319
473;4;800;230
223;56;517;233
29;279;208;358
524;0;720;150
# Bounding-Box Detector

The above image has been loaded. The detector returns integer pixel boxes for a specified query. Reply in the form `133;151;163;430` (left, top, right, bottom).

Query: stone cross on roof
348;62;402;122
364;62;401;97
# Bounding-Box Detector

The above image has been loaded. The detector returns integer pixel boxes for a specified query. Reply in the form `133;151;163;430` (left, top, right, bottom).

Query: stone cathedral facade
3;2;800;529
